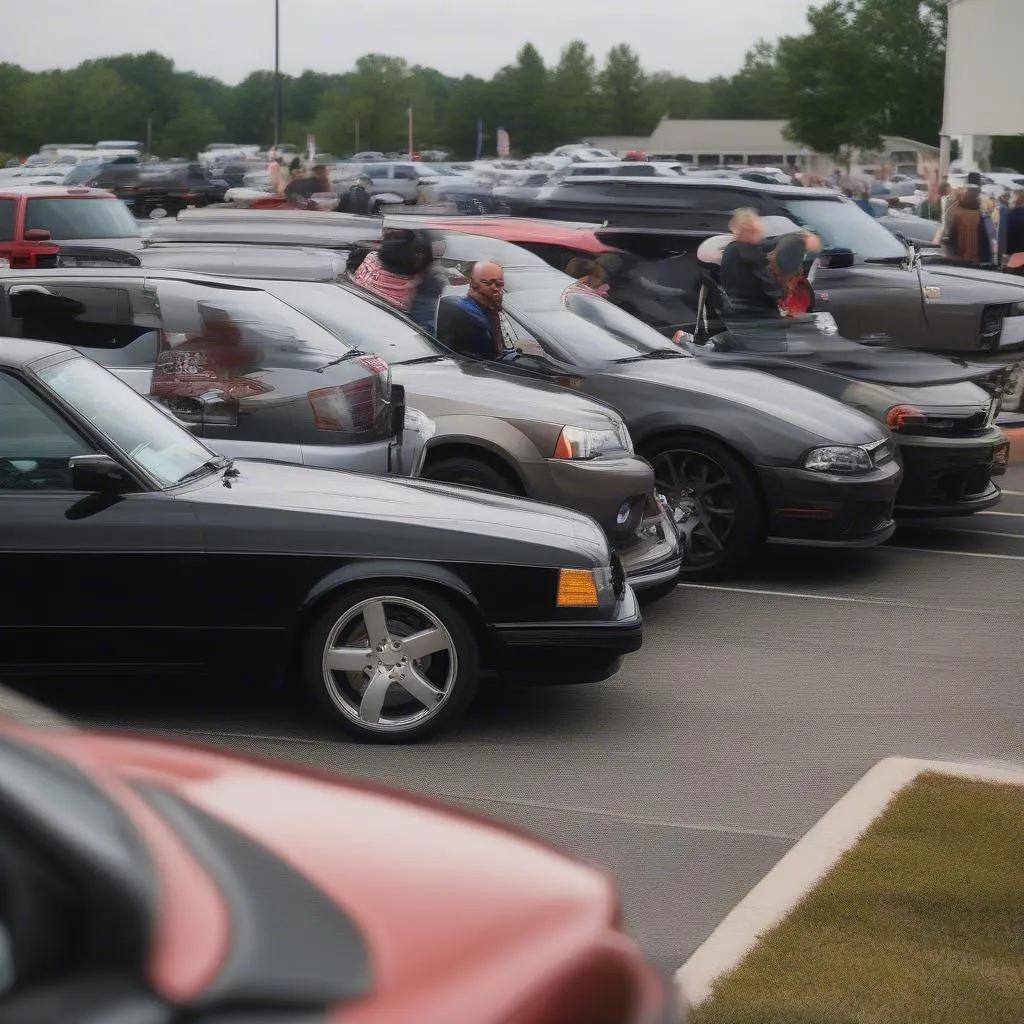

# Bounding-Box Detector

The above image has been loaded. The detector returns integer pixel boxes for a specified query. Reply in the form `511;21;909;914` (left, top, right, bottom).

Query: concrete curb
675;756;1024;1013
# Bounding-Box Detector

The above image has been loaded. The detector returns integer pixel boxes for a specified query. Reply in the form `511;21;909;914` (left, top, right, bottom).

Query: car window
0;371;90;490
155;280;353;366
618;165;655;177
24;198;140;240
270;282;443;364
510;291;683;365
10;283;161;356
36;356;214;488
0;200;15;242
779;197;907;261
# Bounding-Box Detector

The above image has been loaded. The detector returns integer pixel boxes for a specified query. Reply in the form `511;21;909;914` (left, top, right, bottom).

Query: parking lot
21;462;1024;980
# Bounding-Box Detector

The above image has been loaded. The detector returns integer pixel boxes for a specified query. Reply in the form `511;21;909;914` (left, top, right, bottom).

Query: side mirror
69;453;132;494
24;228;52;243
817;247;855;270
149;208;168;220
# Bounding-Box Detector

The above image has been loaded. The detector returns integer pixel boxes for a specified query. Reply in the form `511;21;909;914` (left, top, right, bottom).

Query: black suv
521;176;1024;410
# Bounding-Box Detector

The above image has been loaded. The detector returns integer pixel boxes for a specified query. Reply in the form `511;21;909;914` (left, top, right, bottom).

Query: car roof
137;244;345;280
548;176;838;200
416;217;610;249
0;336;72;367
0;265;274;291
149;217;382;248
0;186;116;199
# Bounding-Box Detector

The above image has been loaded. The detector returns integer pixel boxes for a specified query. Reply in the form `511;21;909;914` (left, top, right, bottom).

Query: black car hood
181;458;608;564
604;356;884;444
918;262;1024;302
706;334;1002;387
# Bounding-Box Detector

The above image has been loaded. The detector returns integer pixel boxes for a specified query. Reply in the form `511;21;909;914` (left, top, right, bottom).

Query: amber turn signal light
556;568;600;607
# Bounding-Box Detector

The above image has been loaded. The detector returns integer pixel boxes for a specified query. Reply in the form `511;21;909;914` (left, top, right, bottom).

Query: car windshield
779;197;907;262
270;282;444;364
24;198;141;240
514;289;685;364
437;233;548;269
36;356;215;487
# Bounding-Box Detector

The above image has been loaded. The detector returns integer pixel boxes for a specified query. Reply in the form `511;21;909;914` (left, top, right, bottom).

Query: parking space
18;464;1024;979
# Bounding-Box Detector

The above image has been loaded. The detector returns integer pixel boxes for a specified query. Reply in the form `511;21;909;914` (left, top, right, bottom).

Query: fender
295;558;481;624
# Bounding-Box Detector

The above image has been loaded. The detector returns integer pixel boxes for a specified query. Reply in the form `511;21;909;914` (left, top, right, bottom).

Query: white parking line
999;489;1024;497
676;583;1012;614
978;510;1024;518
884;545;1024;561
919;526;1024;540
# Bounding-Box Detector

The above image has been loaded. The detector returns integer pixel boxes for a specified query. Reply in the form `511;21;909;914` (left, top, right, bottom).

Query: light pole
273;0;282;154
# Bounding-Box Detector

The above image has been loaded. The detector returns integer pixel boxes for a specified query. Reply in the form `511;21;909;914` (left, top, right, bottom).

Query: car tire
642;433;763;582
423;456;519;495
301;583;480;743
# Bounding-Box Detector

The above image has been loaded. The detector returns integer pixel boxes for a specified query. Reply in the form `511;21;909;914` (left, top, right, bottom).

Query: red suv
0;186;142;269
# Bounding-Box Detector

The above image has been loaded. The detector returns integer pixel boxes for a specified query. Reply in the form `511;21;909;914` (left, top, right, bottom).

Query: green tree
156;104;225;157
552;41;598;144
645;72;711;121
490;44;554;155
598;44;652;135
776;1;885;161
712;41;786;119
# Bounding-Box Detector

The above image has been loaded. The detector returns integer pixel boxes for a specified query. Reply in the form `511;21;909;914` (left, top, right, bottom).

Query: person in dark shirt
437;261;513;360
720;208;786;316
284;164;331;205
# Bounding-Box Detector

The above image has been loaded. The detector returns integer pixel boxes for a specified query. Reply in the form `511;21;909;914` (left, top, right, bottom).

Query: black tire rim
650;448;740;566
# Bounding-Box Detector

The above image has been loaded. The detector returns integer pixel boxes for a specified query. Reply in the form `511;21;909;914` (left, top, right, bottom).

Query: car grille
918;409;990;436
928;464;993;504
980;306;1005;350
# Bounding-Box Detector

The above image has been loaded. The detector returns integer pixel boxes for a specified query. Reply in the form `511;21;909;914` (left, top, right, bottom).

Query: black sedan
454;282;903;580
0;339;642;742
686;256;1009;516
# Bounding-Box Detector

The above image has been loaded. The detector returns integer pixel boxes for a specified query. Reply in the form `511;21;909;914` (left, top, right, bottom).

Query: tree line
1;1;1019;168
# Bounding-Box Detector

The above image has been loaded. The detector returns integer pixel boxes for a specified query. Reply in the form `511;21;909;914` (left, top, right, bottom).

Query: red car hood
16;726;663;1024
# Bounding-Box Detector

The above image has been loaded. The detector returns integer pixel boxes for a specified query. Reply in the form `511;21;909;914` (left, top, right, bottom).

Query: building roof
647;118;798;154
579;136;652;154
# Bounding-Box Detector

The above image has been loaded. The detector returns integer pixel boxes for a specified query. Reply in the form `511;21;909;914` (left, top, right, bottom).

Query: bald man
436;260;514;361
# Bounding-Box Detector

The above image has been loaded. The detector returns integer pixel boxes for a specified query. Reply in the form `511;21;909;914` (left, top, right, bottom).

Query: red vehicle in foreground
0;186;142;269
0;696;672;1024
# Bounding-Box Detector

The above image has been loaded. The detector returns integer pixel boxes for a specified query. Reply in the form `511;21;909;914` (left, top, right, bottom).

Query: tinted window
270;282;442;364
780;198;907;261
618;165;656;177
0;371;89;490
511;290;683;365
0;200;14;242
24;198;140;240
37;356;213;487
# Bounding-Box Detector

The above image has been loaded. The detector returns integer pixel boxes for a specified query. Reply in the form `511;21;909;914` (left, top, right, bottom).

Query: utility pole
273;0;282;154
354;118;360;154
146;116;152;156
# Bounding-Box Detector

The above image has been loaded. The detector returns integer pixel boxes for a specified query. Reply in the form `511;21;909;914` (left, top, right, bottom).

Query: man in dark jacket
436;261;515;360
720;209;786;315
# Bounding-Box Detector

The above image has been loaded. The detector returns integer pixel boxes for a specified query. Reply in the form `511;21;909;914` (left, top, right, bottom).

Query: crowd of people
916;173;1024;272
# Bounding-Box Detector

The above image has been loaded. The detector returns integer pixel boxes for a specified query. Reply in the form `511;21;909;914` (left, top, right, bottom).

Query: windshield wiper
176;456;234;485
396;355;447;365
318;349;367;371
613;350;685;363
863;256;908;265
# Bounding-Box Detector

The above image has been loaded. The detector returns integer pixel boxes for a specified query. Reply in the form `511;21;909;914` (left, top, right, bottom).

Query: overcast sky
2;0;821;83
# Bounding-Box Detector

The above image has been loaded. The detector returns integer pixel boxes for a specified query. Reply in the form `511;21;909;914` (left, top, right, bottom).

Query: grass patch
690;773;1024;1024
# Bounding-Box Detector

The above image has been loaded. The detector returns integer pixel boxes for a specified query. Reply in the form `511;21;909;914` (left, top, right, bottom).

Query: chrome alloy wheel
321;596;458;733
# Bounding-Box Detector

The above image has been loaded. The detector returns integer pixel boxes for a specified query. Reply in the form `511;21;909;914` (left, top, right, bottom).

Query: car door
0;365;207;672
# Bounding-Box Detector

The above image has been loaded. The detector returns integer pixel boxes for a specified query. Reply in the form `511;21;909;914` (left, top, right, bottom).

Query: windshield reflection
37;357;215;488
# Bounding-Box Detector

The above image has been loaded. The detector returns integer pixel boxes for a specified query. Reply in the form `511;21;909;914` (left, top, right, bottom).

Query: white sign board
942;0;1024;136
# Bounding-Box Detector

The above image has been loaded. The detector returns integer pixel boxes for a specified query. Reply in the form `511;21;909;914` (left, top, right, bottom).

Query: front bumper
619;496;683;594
894;428;1005;516
518;453;656;543
491;585;642;686
758;458;902;548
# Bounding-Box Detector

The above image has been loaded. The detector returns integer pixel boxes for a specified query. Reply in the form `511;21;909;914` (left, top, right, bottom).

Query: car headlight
556;566;613;607
553;422;634;460
803;445;873;474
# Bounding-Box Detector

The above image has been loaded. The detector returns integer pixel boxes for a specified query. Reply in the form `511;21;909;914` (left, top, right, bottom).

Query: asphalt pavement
16;465;1024;980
